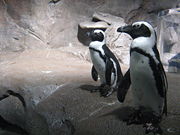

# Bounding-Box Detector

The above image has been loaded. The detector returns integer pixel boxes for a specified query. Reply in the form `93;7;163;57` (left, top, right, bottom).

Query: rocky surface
0;0;179;67
0;0;180;134
0;51;180;135
0;50;91;135
0;0;179;50
0;49;91;88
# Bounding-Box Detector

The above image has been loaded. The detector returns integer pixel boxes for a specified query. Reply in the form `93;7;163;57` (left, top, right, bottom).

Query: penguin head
117;21;155;39
89;29;105;42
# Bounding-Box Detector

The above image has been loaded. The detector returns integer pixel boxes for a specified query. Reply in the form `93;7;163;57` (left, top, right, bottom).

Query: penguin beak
117;25;133;33
117;27;124;32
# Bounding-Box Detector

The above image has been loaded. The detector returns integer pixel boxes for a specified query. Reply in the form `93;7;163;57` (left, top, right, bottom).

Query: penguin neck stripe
130;47;151;58
89;47;106;62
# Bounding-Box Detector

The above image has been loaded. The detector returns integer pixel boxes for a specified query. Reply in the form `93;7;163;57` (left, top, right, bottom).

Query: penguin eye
133;24;141;29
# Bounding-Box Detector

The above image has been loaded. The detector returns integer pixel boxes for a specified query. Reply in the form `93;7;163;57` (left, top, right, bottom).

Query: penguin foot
141;111;162;125
99;85;113;97
143;123;162;135
141;112;162;134
123;109;142;125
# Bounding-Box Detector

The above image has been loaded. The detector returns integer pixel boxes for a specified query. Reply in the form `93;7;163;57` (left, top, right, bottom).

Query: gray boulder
0;85;74;135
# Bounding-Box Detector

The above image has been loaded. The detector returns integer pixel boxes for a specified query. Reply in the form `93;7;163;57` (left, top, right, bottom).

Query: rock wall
0;0;179;52
0;1;179;134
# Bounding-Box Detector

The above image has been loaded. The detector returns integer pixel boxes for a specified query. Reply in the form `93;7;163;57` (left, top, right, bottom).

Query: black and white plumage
89;29;123;97
117;21;168;134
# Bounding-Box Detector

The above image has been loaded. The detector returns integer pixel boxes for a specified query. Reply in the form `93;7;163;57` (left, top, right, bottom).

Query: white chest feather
131;36;159;64
89;41;118;87
130;51;164;115
90;49;105;73
89;41;106;82
89;41;105;55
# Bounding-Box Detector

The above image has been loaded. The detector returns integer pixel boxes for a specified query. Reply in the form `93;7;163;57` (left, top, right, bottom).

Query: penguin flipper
157;62;168;116
105;58;113;85
117;68;131;102
91;65;98;81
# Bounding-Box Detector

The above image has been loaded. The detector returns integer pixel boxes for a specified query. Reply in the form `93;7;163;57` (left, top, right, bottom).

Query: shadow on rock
100;106;135;121
80;84;99;92
0;115;29;135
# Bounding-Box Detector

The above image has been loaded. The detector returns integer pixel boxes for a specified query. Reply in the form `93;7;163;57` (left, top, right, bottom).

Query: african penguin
88;29;123;97
117;21;168;134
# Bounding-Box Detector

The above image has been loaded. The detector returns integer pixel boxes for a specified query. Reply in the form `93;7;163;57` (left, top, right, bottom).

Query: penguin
88;29;123;97
117;21;168;134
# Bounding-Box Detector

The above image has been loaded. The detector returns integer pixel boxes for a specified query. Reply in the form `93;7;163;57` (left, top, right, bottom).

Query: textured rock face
0;0;81;51
0;0;179;51
0;0;179;134
0;50;92;134
0;85;75;135
124;0;179;25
